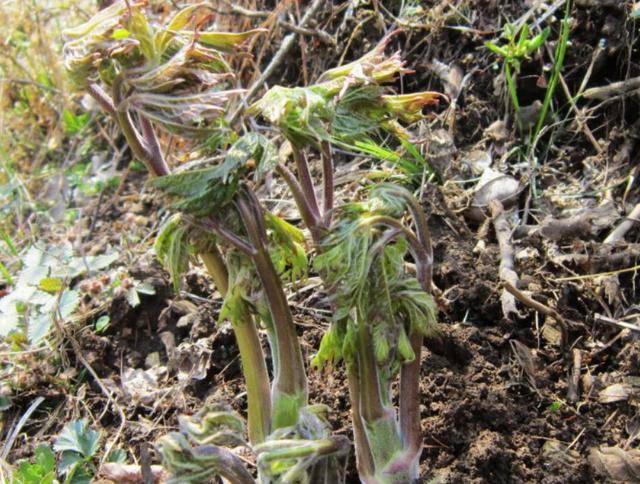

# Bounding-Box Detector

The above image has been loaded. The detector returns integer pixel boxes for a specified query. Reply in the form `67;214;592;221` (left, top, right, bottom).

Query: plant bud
121;277;134;289
374;333;390;364
89;280;103;294
397;328;416;362
79;280;91;293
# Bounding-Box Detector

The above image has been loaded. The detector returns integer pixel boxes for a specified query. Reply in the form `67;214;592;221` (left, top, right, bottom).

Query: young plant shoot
63;2;346;482
251;35;442;482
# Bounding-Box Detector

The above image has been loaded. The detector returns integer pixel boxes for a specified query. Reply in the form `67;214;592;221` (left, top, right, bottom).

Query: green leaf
35;445;56;474
58;290;80;319
548;400;562;412
38;277;63;294
58;451;83;475
154;4;202;54
95;315;110;333
13;445;56;484
312;324;343;368
60;453;93;484
106;447;127;463
397;327;415;362
265;213;308;283
127;9;155;61
28;289;79;344
193;29;265;51
62;109;90;135
54;419;100;458
526;27;550;53
0;395;11;411
154;215;191;292
112;28;130;40
0;229;18;256
135;282;156;295
125;287;140;308
150;166;240;216
225;132;278;181
485;41;508;57
0;260;13;285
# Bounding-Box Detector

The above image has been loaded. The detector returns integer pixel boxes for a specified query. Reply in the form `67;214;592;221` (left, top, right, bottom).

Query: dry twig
489;200;521;320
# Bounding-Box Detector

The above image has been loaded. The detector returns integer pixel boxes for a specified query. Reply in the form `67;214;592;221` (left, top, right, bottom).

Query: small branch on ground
489;200;522;320
582;75;640;100
604;203;640;244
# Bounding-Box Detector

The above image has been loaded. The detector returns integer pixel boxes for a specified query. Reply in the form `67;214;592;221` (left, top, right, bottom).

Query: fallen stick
503;281;568;345
582;75;640;100
594;313;640;333
502;281;566;326
604;203;640;244
489;200;521;320
567;348;582;402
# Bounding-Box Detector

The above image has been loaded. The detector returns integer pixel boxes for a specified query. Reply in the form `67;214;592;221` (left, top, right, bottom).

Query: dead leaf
461;149;491;175
121;366;167;405
598;383;633;403
589;446;640;482
100;463;169;483
510;340;538;389
430;59;464;100
541;320;563;346
542;440;580;467
467;167;521;221
485;120;509;142
173;338;212;381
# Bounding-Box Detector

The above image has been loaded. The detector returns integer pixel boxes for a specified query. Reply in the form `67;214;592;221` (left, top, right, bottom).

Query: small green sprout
486;23;550;124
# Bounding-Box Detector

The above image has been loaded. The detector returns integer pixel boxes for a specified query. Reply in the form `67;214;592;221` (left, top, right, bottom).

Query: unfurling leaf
13;445;56;484
312;324;343;368
225;132;278;181
154;215;191;291
157;405;252;484
150;156;250;216
188;29;266;51
265;212;308;283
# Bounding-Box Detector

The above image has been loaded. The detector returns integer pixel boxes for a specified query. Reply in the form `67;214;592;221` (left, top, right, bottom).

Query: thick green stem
236;190;307;428
201;248;271;444
357;321;386;424
356;319;403;470
346;362;376;480
200;249;229;294
505;63;522;132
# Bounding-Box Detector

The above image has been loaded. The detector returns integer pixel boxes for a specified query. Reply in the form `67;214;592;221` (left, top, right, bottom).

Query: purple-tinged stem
320;140;334;224
292;147;321;220
87;82;116;116
276;163;323;241
111;75;156;175
235;188;307;427
399;331;424;455
190;216;256;257
139;115;170;177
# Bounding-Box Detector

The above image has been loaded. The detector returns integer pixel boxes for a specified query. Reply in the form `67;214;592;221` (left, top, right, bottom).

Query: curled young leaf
154;214;192;291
